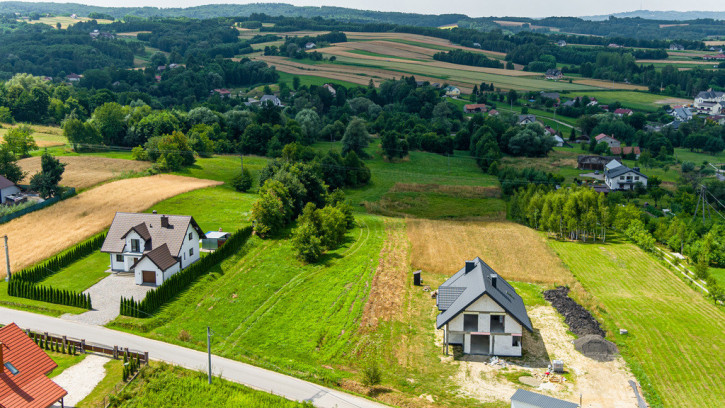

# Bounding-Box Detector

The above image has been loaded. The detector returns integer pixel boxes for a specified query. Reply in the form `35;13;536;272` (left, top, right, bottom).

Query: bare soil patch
447;306;637;407
360;219;409;330
653;97;693;105
0;175;221;276
543;286;605;337
407;219;574;285
18;156;151;190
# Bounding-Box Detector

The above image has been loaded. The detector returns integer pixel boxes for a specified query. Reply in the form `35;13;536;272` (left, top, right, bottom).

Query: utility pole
207;326;213;384
3;235;9;282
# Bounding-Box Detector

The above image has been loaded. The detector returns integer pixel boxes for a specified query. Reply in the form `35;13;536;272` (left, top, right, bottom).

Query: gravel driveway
61;273;153;325
51;354;109;407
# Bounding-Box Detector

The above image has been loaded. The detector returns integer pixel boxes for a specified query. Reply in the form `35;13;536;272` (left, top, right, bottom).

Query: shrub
232;168;253;192
361;361;382;387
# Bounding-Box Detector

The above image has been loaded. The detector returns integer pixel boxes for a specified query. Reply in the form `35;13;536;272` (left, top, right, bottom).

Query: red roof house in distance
613;108;633;116
0;323;67;408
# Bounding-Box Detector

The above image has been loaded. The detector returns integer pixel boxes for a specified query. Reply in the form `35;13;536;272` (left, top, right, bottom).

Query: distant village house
545;69;563;80
604;160;648;191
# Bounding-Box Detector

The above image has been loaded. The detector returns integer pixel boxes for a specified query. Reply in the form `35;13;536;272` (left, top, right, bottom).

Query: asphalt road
0;307;387;408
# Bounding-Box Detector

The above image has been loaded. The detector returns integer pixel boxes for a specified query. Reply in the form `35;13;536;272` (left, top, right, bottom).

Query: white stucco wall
0;185;21;203
178;225;200;269
505;317;522;334
133;257;180;285
606;170;647;190
468;295;505;313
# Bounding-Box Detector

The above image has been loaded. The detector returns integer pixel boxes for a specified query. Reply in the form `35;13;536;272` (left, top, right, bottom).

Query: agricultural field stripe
0;307;387;408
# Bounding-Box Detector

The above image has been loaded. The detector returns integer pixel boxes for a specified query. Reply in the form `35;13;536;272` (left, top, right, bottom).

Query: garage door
142;270;156;284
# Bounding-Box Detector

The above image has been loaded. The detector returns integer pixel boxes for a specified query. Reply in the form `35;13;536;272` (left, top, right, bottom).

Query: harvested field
0;123;66;147
543;286;605;338
704;40;725;46
654;97;692;105
571;79;647;90
18;156;151;190
346;31;507;58
407;219;573;285
0;175;221;276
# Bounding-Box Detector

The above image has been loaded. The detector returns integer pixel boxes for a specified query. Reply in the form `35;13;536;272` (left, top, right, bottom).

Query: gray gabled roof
605;163;647;179
436;257;533;332
101;212;205;256
511;389;579;408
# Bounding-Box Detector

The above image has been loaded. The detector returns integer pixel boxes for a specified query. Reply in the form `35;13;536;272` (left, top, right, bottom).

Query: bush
361;361;382;387
232;168;253;192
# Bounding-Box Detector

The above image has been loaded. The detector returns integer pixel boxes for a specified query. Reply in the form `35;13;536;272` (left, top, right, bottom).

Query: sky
35;0;725;17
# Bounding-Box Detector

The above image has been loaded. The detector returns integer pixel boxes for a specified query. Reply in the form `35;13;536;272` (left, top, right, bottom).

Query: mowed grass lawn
549;238;725;408
111;215;385;383
561;90;678;112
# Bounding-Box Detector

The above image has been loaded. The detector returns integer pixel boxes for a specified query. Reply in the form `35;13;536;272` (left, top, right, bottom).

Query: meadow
561;90;689;112
21;16;113;29
549;238;725;408
0;123;66;147
108;363;311;408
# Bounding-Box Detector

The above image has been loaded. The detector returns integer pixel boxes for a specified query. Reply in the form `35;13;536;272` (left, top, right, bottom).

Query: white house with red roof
613;108;632;117
594;134;621;148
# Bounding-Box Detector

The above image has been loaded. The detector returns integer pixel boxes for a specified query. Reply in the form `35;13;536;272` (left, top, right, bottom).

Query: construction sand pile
543;286;605;337
573;335;619;362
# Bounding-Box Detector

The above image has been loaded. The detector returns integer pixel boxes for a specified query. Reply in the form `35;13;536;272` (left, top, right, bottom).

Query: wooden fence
23;327;149;364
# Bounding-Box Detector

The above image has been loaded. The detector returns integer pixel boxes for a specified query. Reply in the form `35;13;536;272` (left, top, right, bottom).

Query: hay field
18;156;151;190
0;175;221;276
22;16;113;29
0;124;66;148
705;40;725;46
406;219;574;285
345;31;507;58
637;59;715;65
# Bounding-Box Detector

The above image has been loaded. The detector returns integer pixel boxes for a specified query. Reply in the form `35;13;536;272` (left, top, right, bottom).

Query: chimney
160;215;169;228
152;210;157;214
465;260;476;273
490;274;498;288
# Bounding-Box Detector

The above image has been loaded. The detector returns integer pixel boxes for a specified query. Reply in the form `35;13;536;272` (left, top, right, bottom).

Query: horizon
7;0;725;18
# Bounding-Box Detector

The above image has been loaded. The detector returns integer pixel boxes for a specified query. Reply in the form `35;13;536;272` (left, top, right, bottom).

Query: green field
562;90;677;112
42;252;110;292
368;191;505;219
172;155;268;187
312;141;498;207
549;238;725;408
710;267;725;287
111;215;385;380
147;186;256;232
673;148;725;164
347;49;427;62
110;363;311;407
276;71;360;89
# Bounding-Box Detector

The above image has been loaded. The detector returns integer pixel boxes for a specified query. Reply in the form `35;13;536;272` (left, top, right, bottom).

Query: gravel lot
51;354;109;407
61;273;153;325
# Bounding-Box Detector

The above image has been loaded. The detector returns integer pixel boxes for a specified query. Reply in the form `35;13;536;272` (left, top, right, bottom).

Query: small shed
202;230;231;251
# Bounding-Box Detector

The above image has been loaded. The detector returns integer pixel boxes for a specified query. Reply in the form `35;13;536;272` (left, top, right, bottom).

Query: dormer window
131;239;140;252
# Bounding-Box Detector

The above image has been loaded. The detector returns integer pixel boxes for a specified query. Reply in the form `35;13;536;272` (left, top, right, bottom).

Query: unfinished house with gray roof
437;257;533;356
101;212;206;286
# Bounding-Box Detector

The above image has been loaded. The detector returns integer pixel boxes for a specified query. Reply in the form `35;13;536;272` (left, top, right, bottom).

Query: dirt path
447;306;638;407
360;219;409;330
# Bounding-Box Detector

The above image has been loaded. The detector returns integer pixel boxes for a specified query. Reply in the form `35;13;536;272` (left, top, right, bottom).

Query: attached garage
142;270;156;285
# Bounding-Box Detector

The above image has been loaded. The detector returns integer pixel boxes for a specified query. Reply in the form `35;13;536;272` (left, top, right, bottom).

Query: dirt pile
543;286;605;337
573;335;619;362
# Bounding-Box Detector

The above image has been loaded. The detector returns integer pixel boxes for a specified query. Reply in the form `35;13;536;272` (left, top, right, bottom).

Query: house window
116;254;123;262
635;176;639;180
188;232;193;241
463;314;478;332
512;336;521;347
189;247;194;257
131;239;140;252
620;176;624;180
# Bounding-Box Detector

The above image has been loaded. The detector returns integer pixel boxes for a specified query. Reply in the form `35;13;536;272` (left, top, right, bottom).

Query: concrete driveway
61;273;153;325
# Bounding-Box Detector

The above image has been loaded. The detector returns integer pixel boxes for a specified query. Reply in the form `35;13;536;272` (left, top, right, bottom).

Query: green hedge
8;280;92;309
120;226;253;318
12;233;106;284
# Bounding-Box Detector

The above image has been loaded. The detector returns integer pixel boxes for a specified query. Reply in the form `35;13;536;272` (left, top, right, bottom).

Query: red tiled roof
464;104;488;111
614;108;632;114
594;133;613;141
0;323;67;408
611;146;641;155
